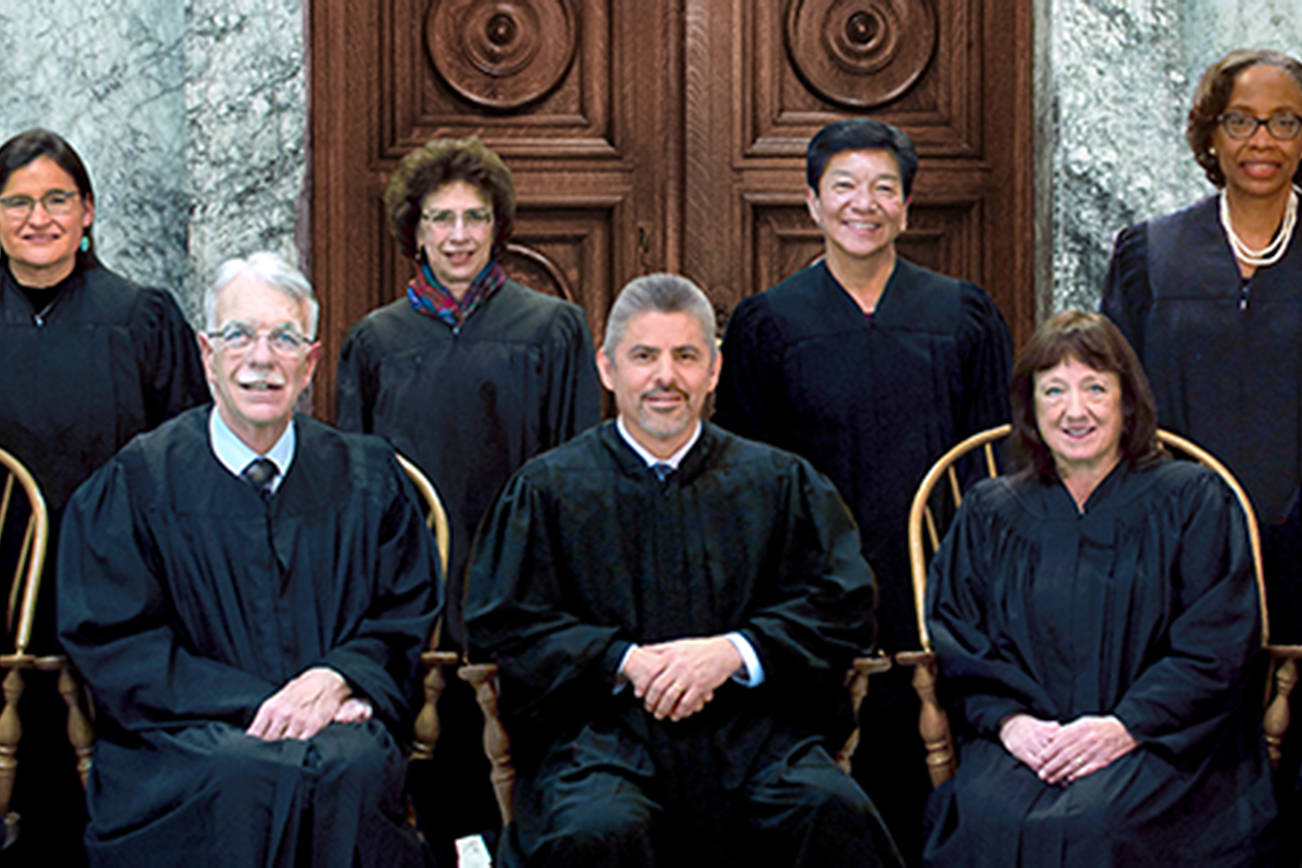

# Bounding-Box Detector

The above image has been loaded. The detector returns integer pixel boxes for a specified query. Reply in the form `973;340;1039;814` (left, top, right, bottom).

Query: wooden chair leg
1265;656;1298;770
0;667;23;848
911;654;956;787
836;654;892;773
459;664;515;826
837;668;868;774
57;665;94;788
410;658;449;762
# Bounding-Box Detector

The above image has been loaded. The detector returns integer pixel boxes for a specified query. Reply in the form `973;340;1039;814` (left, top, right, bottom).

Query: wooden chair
896;424;1301;788
0;447;93;848
458;585;892;825
392;453;460;763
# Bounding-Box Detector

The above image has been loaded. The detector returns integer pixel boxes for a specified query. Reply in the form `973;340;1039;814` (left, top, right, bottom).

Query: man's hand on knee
639;636;742;722
247;667;353;741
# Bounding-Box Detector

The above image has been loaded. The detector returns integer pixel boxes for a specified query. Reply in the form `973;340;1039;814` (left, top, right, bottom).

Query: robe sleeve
713;295;783;443
1100;223;1151;360
314;458;443;731
1111;472;1260;753
131;288;209;429
734;458;876;681
336;321;377;434
927;485;1058;738
463;471;630;722
58;459;281;728
956;284;1013;438
540;305;601;447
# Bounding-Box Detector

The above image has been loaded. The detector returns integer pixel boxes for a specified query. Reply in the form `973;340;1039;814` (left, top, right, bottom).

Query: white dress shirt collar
614;416;701;470
208;408;296;494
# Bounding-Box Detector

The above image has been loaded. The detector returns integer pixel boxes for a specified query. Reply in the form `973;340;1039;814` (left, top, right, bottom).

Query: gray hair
204;251;320;339
602;273;717;357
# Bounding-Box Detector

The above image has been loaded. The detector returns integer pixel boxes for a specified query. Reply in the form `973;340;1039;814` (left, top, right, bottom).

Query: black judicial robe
57;409;441;867
464;422;886;862
715;257;1012;655
336;279;601;641
1103;197;1302;647
1102;196;1302;527
714;257;1011;859
922;461;1276;867
0;262;207;647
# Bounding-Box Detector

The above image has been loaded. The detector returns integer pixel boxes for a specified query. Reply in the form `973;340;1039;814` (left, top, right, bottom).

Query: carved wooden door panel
311;0;1033;420
680;0;1034;339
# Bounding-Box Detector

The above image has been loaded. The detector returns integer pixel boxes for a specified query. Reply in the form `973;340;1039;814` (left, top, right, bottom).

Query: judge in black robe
337;279;600;636
922;312;1276;867
58;253;440;867
465;273;902;868
336;137;601;859
0;129;207;864
713;119;1012;860
1102;196;1302;638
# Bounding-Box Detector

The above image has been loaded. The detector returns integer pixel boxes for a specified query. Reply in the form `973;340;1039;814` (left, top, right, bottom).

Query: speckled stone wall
1042;0;1302;315
0;2;306;326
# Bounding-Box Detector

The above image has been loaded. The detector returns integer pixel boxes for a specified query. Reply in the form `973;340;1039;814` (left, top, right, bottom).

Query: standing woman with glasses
1102;49;1302;635
336;135;601;862
0;129;207;862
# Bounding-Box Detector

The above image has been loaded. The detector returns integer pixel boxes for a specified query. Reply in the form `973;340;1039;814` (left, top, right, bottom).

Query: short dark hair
805;118;919;198
1187;49;1302;188
1010;311;1163;482
0;128;101;270
384;135;516;261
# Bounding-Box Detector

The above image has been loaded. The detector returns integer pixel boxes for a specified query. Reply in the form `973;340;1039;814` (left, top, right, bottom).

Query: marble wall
0;1;306;326
1042;0;1302;314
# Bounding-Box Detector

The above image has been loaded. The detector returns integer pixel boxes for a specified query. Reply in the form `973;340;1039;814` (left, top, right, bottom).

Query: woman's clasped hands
999;712;1139;785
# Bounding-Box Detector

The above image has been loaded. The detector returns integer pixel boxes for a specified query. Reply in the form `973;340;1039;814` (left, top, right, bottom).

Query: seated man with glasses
57;251;441;867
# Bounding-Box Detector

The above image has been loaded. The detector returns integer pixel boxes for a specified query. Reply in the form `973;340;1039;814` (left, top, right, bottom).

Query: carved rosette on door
426;0;579;109
784;0;938;108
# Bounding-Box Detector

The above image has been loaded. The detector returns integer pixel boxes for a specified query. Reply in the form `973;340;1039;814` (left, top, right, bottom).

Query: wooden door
311;0;1033;420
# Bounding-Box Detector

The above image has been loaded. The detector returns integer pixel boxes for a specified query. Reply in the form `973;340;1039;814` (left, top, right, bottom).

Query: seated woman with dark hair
921;311;1276;867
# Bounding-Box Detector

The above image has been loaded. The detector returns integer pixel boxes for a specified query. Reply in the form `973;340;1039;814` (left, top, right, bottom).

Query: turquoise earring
80;236;89;252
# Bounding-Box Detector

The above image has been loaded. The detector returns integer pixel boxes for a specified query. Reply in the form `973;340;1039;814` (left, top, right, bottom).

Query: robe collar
208;406;296;494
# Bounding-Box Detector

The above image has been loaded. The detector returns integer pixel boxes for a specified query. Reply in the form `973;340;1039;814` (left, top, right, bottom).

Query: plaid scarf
406;259;506;329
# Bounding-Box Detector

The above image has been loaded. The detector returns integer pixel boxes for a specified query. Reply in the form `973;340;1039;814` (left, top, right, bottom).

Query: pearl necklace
1220;185;1300;268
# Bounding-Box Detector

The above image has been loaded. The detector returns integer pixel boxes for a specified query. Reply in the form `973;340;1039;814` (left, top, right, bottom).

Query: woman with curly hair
335;136;600;859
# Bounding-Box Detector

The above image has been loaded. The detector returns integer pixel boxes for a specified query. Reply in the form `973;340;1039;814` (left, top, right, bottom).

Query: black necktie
651;462;674;482
241;457;278;499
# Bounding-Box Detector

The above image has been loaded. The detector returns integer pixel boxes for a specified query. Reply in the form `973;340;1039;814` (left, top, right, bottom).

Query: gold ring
1074;756;1085;766
672;683;686;693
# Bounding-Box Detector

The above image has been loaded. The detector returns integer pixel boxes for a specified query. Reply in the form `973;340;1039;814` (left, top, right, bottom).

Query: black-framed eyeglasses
1217;111;1302;141
0;189;81;220
207;323;310;356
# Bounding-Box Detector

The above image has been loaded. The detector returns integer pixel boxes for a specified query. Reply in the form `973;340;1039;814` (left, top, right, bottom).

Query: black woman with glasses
0;128;206;863
1103;49;1302;636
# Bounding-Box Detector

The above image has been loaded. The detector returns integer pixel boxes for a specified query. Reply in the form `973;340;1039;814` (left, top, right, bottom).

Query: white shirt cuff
725;632;764;687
